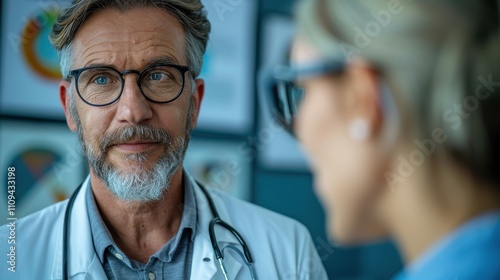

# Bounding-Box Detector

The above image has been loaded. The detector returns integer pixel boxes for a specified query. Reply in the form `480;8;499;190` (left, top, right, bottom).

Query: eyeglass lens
272;80;305;132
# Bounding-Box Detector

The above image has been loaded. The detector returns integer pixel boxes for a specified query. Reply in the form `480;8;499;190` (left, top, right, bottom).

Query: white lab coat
0;174;328;279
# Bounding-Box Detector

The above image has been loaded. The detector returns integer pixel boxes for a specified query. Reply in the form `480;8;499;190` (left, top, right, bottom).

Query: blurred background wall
0;0;403;278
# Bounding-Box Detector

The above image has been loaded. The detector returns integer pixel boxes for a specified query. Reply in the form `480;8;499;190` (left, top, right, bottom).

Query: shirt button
203;257;211;262
148;272;156;280
114;253;124;260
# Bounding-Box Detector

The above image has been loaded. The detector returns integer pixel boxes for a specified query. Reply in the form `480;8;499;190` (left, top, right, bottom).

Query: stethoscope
62;181;258;280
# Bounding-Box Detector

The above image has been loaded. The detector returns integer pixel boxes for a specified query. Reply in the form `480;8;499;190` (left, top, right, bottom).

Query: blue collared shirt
394;211;500;280
86;174;197;280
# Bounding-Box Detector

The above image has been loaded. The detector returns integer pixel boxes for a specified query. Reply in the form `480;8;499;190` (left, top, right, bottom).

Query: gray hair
297;0;500;186
50;0;211;78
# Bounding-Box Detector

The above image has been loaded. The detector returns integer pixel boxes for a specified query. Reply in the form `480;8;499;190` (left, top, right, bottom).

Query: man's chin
113;164;156;176
123;151;152;162
110;153;159;168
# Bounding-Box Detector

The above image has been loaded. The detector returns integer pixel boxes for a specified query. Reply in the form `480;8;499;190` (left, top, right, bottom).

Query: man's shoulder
207;188;309;234
1;199;68;234
0;200;69;278
205;188;330;279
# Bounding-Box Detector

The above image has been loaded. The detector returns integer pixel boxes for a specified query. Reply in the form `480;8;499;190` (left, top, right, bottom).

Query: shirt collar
86;170;198;263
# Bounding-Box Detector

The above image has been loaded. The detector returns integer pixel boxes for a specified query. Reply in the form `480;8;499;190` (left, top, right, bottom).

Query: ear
59;80;78;132
343;62;383;138
190;78;205;129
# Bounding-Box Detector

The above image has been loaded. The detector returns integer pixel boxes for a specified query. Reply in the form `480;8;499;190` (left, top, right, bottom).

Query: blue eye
150;72;164;81
95;76;108;85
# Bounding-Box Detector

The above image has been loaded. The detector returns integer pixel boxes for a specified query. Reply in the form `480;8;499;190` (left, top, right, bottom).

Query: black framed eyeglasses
66;64;192;106
260;60;345;135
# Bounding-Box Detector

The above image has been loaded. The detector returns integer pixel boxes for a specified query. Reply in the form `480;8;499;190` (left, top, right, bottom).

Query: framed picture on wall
196;0;257;134
0;119;86;221
0;0;69;119
184;138;252;201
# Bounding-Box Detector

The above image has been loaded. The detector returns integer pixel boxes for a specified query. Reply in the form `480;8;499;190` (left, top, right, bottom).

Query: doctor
0;0;327;279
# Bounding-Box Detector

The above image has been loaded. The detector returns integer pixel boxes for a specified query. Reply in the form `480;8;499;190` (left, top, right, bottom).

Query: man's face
59;7;204;201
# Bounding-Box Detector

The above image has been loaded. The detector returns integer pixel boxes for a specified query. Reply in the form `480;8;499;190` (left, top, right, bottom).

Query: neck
382;159;500;265
90;167;185;263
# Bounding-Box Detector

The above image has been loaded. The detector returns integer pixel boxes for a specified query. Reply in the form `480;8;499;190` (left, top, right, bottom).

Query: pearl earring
348;118;370;141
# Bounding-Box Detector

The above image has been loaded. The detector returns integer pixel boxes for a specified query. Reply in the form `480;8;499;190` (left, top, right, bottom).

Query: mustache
99;125;174;151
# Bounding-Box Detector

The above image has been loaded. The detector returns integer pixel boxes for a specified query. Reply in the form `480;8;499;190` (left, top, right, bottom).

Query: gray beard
70;98;193;202
89;129;187;203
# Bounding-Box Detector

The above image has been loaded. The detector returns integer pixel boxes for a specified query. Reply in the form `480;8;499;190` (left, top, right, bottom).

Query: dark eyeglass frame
260;60;346;136
66;64;192;107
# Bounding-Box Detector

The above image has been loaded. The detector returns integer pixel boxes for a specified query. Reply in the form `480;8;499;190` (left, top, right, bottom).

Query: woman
263;0;500;278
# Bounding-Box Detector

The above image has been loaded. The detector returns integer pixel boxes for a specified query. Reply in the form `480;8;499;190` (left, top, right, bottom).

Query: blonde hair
297;0;500;186
49;0;211;78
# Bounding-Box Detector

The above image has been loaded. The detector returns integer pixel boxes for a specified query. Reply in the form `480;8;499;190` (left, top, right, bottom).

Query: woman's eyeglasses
260;60;346;136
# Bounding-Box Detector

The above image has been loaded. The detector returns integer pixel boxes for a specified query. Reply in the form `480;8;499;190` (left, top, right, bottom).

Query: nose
115;75;153;125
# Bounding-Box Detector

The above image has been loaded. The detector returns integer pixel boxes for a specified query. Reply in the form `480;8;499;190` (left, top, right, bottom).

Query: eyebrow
83;56;184;70
146;57;180;66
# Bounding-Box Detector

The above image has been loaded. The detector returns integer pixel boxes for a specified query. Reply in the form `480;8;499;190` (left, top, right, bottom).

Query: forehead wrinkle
72;7;187;68
78;29;180;52
132;44;182;64
75;35;185;69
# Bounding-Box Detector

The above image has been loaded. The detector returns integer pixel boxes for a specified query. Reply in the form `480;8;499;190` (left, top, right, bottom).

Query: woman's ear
344;62;383;141
59;80;77;132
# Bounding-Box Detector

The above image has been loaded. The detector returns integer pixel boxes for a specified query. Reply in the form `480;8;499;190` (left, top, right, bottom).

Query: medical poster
0;119;85;221
184;138;252;201
197;0;257;134
0;0;69;119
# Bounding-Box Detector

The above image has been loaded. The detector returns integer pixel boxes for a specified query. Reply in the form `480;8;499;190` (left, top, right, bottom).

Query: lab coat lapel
51;176;107;279
189;175;243;279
